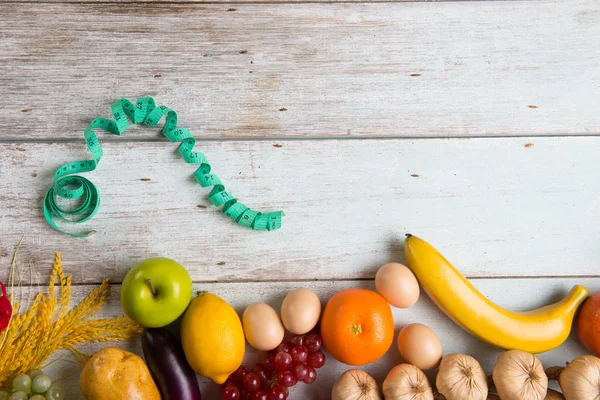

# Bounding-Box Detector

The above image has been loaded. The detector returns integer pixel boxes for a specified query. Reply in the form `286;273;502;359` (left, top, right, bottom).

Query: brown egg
375;263;420;308
397;323;443;370
280;288;321;335
243;303;285;351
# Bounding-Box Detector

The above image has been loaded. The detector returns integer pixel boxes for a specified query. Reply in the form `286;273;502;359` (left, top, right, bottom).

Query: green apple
120;257;192;328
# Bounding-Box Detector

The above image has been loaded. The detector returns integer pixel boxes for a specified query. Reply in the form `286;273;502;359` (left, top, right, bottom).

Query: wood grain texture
5;278;594;399
1;137;599;284
1;1;599;140
0;0;461;3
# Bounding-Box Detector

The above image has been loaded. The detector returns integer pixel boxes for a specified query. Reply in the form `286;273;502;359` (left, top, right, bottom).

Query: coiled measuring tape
43;97;284;238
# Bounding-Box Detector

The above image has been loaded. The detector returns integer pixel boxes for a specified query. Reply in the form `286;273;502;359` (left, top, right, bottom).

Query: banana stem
562;285;590;315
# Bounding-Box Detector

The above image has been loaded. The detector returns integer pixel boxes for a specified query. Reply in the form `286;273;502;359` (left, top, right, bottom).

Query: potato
80;347;160;400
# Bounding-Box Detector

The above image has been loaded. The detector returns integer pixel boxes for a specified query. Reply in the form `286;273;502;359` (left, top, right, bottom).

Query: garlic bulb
492;350;548;400
545;389;565;400
557;355;600;400
383;364;434;400
436;354;488;400
332;369;382;400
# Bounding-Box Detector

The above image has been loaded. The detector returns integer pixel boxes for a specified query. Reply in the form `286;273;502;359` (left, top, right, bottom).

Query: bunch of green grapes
0;370;64;400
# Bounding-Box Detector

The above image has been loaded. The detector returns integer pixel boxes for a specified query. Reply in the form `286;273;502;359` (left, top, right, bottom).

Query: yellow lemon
181;292;245;384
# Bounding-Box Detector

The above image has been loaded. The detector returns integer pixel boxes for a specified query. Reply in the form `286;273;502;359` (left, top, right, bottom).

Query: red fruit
0;281;12;332
289;334;306;346
224;377;235;388
290;346;308;364
251;365;268;385
262;355;276;377
231;366;248;387
222;384;240;400
243;372;261;392
251;390;269;400
269;384;287;400
274;352;292;371
307;351;326;368
577;292;600;356
291;363;308;381
305;333;323;353
277;371;298;388
274;343;291;354
303;367;317;384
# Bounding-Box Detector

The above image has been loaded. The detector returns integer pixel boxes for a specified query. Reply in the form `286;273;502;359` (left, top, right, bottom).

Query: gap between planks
0;0;519;4
5;275;600;289
1;132;600;145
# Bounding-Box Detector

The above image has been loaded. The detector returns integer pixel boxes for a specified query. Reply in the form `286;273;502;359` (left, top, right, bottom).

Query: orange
576;291;600;357
320;288;394;366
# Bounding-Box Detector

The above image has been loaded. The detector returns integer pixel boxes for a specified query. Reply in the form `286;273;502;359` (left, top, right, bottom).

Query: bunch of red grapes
222;331;326;400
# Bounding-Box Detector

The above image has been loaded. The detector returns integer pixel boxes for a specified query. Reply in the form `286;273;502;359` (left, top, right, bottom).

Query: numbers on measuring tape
43;97;284;238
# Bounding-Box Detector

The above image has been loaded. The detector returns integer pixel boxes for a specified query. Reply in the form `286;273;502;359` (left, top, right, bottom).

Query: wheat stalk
0;250;141;387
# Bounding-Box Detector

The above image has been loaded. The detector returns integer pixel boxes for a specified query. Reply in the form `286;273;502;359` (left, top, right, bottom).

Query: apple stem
146;279;157;297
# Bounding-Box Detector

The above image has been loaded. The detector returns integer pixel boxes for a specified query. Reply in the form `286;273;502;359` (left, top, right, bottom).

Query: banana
403;234;589;353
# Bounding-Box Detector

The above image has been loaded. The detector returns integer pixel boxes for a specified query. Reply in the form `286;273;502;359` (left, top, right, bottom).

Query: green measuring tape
43;97;284;238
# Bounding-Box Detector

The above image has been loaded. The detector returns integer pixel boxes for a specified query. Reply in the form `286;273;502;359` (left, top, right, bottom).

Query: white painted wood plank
0;0;460;3
1;136;599;283
6;278;597;399
1;1;599;140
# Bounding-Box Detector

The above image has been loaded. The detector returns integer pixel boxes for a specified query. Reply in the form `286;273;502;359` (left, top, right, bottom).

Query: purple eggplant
142;328;202;400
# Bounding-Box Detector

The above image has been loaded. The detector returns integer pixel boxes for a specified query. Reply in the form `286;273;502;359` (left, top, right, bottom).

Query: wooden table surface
1;0;599;398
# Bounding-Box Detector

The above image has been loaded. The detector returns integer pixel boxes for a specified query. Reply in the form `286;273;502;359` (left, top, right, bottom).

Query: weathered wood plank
1;137;599;283
6;278;596;399
1;1;598;140
0;0;465;3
